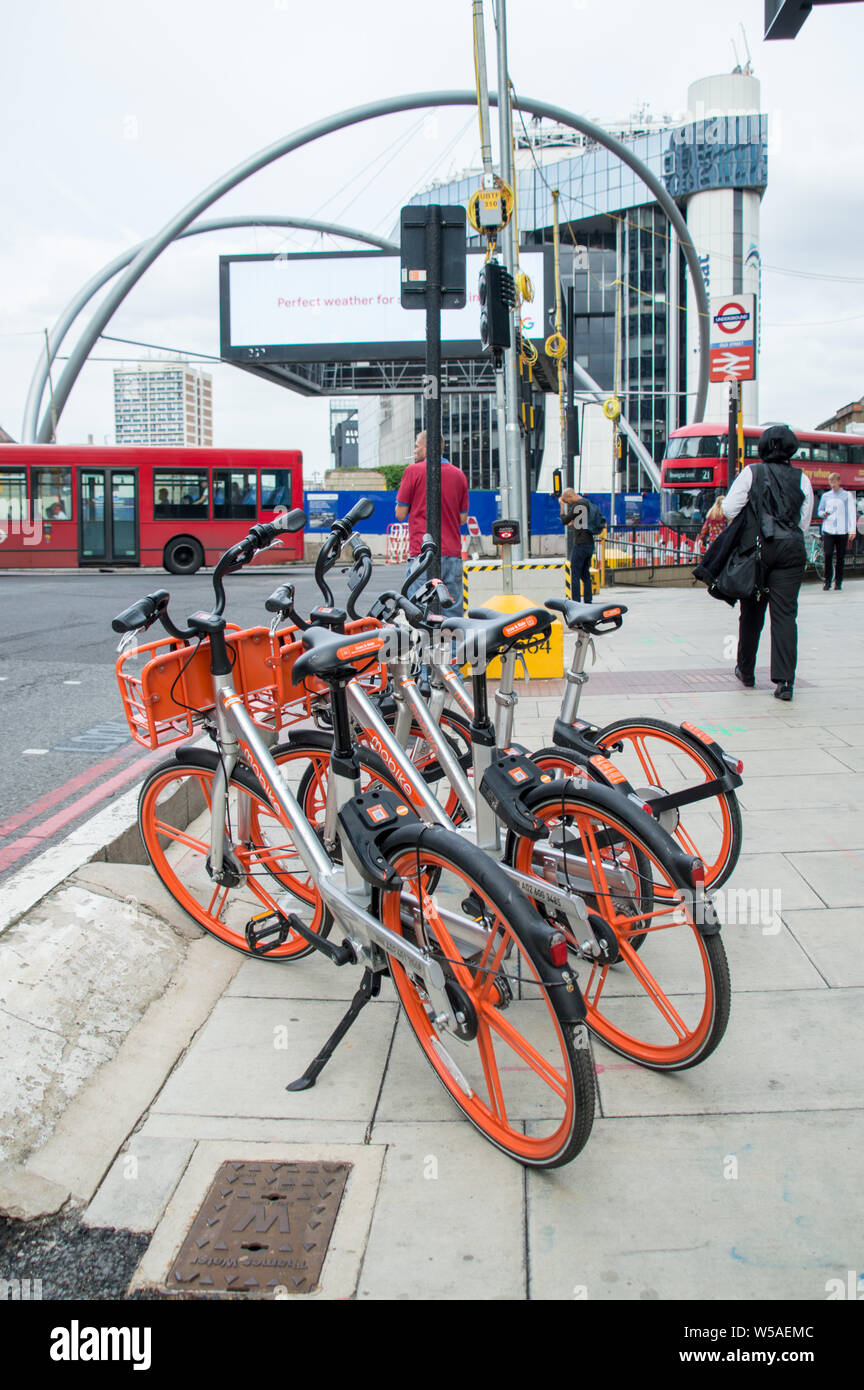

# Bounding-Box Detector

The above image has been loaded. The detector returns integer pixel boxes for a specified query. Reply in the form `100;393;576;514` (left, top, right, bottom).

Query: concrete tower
683;73;764;424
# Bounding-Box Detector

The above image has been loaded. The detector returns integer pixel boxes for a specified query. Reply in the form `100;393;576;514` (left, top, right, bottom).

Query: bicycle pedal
245;909;292;955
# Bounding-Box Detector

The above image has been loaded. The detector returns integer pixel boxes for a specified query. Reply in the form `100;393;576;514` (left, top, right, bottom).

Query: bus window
153;470;209;519
260;470;292;510
0;469;29;524
32;468;72;519
214;471;257;519
666;434;722;460
743;437;761;459
810;443;830;463
661;487;723;530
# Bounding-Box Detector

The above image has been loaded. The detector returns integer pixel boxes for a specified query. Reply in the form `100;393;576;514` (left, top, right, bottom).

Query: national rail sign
709;293;757;382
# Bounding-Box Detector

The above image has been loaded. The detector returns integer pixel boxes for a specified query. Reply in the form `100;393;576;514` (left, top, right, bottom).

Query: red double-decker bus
0;445;304;572
660;423;864;538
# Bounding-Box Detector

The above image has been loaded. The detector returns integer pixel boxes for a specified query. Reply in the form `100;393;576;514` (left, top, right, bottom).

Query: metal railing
603;524;864;574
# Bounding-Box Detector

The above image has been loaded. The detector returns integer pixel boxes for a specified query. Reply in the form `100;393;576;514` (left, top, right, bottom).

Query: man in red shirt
396;430;469;615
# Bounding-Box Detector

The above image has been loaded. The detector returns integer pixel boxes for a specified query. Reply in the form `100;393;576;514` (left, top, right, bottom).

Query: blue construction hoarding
303;490;661;533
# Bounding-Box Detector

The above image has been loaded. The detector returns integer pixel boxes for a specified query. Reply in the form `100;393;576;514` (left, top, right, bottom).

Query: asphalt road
0;563;400;882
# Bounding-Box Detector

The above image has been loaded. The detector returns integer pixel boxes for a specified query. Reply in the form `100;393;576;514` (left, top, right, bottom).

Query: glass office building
404;71;767;494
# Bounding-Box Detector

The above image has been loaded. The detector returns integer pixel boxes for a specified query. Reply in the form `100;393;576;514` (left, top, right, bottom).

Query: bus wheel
164;537;204;575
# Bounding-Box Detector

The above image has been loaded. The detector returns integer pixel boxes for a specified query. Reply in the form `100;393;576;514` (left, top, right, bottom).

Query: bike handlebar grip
397;594;424;626
339;497;375;531
264;584;295;614
111;589;170;634
271;507;307;534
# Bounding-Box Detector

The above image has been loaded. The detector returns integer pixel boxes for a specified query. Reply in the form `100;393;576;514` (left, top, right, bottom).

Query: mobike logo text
50;1321;151;1371
242;746;292;824
364;731;420;803
442;669;473;715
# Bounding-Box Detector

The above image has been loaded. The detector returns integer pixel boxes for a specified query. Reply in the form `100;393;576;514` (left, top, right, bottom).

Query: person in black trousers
721;424;814;701
560;488;597;602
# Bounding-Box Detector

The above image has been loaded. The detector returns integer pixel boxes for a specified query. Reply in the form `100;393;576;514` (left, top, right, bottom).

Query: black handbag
717;535;764;601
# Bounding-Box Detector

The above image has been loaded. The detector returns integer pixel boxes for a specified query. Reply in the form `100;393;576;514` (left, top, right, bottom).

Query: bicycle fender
519;777;707;892
379;823;587;1024
174;746;268;800
677;722;744;789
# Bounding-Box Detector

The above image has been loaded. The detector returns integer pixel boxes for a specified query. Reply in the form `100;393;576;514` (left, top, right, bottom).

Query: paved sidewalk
1;577;862;1301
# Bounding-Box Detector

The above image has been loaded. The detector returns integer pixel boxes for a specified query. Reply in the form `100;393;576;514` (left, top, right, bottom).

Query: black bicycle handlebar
399;533;436;596
344;536;373;621
333;497;375;537
111;590;170;634
112;509;308;640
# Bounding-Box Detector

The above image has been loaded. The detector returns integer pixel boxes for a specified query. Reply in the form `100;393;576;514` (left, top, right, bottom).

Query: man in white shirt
817;472;857;591
721;424;813;701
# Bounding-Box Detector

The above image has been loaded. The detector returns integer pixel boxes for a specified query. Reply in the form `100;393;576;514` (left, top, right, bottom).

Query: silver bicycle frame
207;682;459;1024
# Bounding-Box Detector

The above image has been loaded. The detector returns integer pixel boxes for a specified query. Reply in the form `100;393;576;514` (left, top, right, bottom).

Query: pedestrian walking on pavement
722;424;814;701
560;488;604;603
817;471;857;591
699;497;727;549
396;430;468;616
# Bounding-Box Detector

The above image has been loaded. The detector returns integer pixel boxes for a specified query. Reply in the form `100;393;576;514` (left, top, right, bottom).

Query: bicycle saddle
439;605;553;659
545;599;628;634
291;623;389;684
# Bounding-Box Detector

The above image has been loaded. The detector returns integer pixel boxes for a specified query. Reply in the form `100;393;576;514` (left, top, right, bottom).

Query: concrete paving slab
781;908;864;988
358;1121;526;1300
792;851;864;907
736;773;863;812
825;745;864;772
129;1139;386;1299
825;723;864;746
722;853;824;911
725;809;864;853
715;918;826;993
374;1012;470;1124
71;862;204;942
593;988;864;1117
225;952;360;1002
149;995;398;1123
525;1110;864;1300
83;1136;194;1233
137;1115;372;1146
725;749;853;777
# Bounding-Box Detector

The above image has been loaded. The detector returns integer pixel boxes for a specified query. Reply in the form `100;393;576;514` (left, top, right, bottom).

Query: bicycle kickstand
286;967;382;1092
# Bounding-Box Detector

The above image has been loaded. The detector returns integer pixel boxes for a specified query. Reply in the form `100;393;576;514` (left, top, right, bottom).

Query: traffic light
478;259;515;354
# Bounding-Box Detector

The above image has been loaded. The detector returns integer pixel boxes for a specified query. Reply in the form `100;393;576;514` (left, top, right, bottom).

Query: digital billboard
219;249;548;365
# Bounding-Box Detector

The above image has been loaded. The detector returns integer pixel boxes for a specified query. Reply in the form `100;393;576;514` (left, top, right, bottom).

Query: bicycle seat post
561;630;593;724
494;647;519;749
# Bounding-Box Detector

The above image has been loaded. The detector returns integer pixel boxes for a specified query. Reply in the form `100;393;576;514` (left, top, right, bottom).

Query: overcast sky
2;0;862;471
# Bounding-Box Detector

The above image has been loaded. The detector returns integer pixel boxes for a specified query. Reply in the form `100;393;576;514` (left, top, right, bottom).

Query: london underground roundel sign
709;293;756;382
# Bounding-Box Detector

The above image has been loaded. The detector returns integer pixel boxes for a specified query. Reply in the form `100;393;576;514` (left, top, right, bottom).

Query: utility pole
494;0;527;562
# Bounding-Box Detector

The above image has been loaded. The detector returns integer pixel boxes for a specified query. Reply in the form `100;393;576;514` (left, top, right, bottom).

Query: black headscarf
757;424;799;464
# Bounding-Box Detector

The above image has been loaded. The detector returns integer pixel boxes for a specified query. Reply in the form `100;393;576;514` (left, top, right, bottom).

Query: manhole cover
169;1160;351;1295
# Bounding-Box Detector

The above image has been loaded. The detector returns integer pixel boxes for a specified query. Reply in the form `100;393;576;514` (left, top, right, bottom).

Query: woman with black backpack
721;424;814;701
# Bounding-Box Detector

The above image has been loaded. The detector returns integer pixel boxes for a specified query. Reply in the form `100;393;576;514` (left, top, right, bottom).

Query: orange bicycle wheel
594;719;742;890
377;828;595;1167
512;790;730;1070
138;757;326;960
